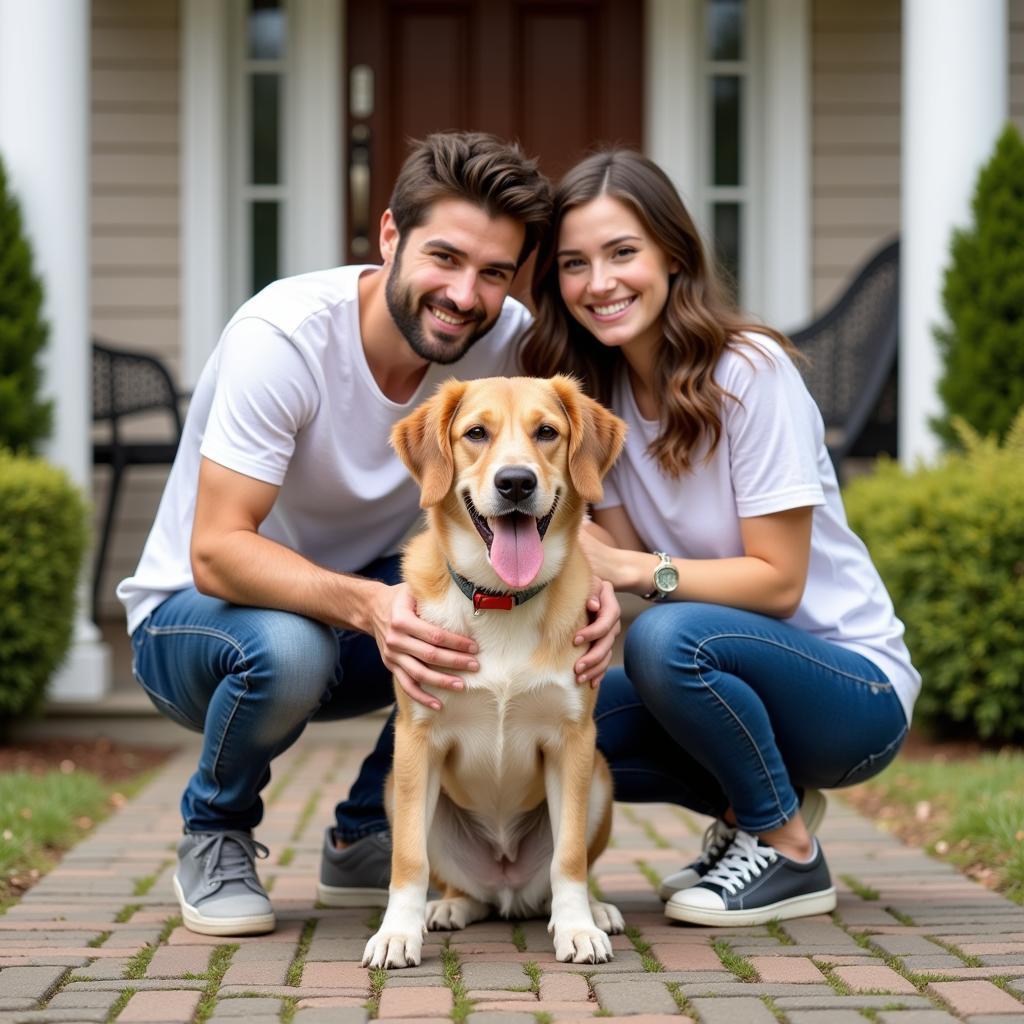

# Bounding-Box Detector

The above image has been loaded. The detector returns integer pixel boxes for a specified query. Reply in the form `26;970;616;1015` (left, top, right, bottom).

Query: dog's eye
465;425;488;442
536;425;559;441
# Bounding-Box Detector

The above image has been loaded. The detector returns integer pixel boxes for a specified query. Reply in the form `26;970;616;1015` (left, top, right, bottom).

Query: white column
901;0;1007;465
0;0;110;699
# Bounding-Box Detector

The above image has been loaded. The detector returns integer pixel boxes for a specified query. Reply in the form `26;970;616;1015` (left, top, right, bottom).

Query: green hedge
843;412;1024;742
0;451;88;721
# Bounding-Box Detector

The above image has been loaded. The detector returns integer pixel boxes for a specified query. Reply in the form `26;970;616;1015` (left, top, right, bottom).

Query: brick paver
1;723;1023;1024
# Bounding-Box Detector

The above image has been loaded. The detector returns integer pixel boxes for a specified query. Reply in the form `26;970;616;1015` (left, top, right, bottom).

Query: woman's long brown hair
521;150;798;477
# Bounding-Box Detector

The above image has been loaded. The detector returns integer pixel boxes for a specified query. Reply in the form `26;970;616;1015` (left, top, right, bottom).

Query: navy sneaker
664;830;836;927
658;789;827;901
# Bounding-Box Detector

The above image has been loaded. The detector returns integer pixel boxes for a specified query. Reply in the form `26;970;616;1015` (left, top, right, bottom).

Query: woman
521;151;920;927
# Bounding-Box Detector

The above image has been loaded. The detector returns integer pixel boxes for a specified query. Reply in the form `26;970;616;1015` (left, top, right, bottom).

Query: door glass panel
713;202;741;299
712;75;741;186
251;74;281;185
249;0;285;60
708;0;744;61
252;202;279;294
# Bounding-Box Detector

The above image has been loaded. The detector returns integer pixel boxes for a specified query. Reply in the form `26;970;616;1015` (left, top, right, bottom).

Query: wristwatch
643;551;679;602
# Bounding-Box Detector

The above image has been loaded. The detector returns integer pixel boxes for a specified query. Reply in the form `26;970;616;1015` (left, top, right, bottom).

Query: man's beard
385;260;495;365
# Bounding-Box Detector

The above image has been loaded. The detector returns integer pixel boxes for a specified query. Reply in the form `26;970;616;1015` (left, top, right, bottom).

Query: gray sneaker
173;831;276;936
317;827;391;907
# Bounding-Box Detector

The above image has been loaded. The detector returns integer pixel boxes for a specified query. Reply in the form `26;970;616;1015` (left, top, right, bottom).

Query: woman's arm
581;505;813;620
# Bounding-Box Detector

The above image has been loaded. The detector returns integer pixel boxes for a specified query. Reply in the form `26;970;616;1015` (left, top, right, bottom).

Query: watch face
654;564;679;592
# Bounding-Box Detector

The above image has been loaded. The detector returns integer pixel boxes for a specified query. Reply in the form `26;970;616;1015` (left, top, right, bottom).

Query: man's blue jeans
593;603;908;834
130;556;400;840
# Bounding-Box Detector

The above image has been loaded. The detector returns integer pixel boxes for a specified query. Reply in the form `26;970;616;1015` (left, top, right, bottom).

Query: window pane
252;201;279;294
251;74;280;185
249;0;286;60
713;202;741;302
708;0;744;61
712;75;741;186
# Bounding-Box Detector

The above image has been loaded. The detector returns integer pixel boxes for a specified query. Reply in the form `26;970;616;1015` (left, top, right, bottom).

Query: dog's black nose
495;466;537;504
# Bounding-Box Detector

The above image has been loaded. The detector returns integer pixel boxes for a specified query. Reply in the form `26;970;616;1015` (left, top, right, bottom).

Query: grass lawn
846;747;1024;904
0;739;173;910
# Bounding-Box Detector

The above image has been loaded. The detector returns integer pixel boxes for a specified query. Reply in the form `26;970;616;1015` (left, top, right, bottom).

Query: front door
344;0;644;264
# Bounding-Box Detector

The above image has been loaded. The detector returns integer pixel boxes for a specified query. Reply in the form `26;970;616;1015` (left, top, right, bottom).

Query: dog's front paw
425;896;488;931
552;922;613;964
362;928;423;969
590;899;625;935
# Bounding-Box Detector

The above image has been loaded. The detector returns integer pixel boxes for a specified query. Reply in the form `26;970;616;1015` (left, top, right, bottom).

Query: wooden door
344;0;644;264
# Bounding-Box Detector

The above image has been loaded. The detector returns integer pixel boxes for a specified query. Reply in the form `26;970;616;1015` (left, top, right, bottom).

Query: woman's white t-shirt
596;334;921;724
117;264;529;635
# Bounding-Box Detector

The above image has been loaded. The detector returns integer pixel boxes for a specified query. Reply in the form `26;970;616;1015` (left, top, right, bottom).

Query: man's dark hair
388;132;552;266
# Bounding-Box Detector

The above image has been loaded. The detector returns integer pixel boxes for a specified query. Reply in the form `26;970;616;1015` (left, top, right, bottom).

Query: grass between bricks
278;846;295;867
666;981;696;1017
624;924;663;973
840;873;880;901
133;858;172;897
441;945;474;1023
291;788;321;842
534;1013;553;1024
105;987;136;1023
712;939;757;981
928;935;983;967
365;966;387;1017
634;859;662;892
512;923;527;951
762;995;786;1022
87;930;112;948
123;944;157;980
523;960;542;993
588;875;606;901
114;903;142;923
286;918;318;986
192;943;239;1024
764;919;795;945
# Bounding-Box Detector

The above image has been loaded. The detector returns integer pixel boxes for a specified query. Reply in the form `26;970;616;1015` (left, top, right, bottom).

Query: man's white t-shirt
117;265;529;635
596;334;921;725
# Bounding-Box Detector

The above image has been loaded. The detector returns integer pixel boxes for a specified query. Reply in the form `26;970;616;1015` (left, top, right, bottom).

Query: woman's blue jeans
130;556;400;840
594;602;908;833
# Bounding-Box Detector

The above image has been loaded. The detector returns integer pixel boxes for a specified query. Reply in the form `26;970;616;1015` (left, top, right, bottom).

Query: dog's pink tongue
489;513;544;589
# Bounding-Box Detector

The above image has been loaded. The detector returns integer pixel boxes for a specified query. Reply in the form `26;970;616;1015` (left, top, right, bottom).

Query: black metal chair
788;239;900;482
91;340;187;616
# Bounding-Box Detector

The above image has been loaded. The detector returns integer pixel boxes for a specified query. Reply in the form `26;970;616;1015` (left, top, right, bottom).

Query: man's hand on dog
369;583;479;710
575;577;621;688
369;579;620;708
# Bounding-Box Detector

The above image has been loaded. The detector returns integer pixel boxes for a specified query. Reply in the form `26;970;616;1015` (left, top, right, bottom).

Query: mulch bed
0;737;175;783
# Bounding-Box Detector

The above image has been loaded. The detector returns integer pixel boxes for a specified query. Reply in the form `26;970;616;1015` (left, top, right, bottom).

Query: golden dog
362;375;626;969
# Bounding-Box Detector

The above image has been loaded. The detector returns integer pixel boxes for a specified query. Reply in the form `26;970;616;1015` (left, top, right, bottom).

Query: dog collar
447;564;549;613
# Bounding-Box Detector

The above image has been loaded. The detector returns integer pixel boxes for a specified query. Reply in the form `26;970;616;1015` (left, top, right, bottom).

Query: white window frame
182;0;343;387
644;0;809;330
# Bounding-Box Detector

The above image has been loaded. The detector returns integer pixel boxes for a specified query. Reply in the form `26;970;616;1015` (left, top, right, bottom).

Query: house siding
91;0;181;617
810;0;901;313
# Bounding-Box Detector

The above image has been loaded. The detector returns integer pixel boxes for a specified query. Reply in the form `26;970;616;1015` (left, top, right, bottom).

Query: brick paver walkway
3;723;1023;1024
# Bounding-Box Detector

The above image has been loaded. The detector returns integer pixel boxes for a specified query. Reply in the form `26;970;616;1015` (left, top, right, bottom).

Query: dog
362;375;627;969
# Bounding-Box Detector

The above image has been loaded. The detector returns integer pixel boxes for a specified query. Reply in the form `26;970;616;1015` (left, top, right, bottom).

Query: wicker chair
789;239;900;482
91;340;187;616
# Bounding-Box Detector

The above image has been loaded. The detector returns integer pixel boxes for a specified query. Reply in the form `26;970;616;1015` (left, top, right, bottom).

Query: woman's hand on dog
574;577;621;688
369;582;479;710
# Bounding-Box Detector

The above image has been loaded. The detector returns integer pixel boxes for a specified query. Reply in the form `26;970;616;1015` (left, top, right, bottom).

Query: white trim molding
182;0;231;388
759;0;811;331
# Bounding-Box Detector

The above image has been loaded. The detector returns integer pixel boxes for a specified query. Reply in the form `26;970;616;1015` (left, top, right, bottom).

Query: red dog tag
473;592;515;612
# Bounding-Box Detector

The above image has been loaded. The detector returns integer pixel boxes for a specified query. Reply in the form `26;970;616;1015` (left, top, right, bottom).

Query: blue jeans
594;603;908;833
130;556;399;840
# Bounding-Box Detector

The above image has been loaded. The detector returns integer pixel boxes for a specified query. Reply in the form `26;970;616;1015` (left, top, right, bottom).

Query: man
118;132;620;937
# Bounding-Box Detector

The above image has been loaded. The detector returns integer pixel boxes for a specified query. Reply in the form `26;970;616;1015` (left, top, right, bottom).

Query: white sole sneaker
317;882;390;908
664;884;837;927
173;874;276;936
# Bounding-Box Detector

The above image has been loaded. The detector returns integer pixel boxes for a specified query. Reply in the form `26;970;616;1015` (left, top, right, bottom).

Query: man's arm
190;457;478;709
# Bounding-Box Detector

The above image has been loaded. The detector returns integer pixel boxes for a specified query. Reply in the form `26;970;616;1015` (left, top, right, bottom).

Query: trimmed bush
0;451;88;721
932;124;1024;447
0;153;52;452
843;411;1024;742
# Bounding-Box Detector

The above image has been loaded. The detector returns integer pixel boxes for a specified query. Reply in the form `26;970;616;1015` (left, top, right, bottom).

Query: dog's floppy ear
549;374;626;504
391;379;469;508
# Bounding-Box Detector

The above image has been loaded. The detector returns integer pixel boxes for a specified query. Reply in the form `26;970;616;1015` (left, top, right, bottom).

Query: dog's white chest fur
411;584;586;805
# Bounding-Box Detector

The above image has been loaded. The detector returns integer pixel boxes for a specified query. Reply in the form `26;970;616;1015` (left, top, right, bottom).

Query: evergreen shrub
0;154;52;452
933;124;1024;447
843;411;1024;742
0;451;88;721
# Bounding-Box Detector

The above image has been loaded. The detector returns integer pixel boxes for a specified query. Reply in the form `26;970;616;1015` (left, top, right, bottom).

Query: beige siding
90;0;181;617
811;0;901;313
1012;0;1024;132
